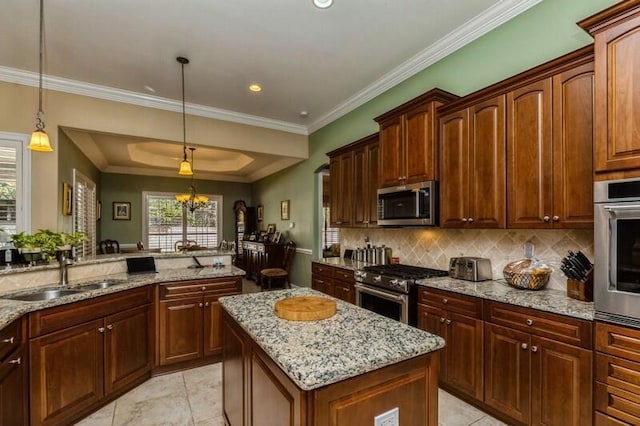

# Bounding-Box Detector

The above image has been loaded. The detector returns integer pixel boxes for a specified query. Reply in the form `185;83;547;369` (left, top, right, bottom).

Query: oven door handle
354;283;406;302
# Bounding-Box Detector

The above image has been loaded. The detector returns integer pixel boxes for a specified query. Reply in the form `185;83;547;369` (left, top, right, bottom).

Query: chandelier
177;57;193;175
175;147;209;212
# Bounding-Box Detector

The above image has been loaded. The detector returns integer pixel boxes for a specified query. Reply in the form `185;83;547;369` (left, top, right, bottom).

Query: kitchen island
220;287;445;426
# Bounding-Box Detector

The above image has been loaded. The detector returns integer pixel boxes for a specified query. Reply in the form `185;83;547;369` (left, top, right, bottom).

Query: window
143;192;222;252
0;132;31;239
73;170;97;258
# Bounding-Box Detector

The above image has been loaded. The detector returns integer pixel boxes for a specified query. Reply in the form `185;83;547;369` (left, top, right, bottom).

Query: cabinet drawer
312;263;335;278
29;286;152;337
596;382;640;425
160;277;241;299
597;353;640;396
484;301;592;349
418;288;482;318
596;322;640;362
595;412;632;426
334;269;354;282
0;317;22;361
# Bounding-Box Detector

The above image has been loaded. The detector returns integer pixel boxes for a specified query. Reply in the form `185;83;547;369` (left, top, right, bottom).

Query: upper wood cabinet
507;64;594;228
327;133;379;228
440;95;506;228
375;89;459;188
580;2;640;178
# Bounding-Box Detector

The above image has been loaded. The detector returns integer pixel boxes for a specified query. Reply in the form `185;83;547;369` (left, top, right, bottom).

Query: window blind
73;170;96;258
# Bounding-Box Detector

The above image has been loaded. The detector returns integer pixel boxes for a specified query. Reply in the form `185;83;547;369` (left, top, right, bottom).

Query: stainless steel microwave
377;181;438;226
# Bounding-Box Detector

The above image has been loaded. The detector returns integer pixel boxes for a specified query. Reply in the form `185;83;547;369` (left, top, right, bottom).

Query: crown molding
306;0;543;133
0;66;309;136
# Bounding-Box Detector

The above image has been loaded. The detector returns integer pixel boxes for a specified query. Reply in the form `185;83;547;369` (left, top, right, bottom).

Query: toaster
449;257;492;282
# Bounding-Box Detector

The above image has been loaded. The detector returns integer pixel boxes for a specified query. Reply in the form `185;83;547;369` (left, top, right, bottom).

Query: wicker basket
503;259;552;290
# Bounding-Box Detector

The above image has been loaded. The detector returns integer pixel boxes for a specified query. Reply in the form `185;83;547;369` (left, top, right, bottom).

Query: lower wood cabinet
0;317;28;426
311;262;355;304
157;277;242;371
29;287;153;426
484;301;593;426
417;288;483;400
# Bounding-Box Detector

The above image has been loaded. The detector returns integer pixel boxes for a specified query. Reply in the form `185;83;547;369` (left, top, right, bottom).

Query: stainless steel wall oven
595;178;640;326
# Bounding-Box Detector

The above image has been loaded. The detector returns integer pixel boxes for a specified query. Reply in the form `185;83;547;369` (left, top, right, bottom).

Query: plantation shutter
73;170;96;258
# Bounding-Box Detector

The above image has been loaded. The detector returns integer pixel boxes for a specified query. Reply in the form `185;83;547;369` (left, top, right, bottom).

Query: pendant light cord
181;60;187;160
36;0;45;130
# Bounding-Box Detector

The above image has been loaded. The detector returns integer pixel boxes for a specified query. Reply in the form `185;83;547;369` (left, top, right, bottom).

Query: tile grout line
182;372;197;426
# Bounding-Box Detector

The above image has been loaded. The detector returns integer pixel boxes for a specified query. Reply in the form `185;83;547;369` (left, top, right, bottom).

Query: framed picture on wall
113;202;131;220
257;205;264;221
280;200;290;220
267;223;276;234
62;183;72;216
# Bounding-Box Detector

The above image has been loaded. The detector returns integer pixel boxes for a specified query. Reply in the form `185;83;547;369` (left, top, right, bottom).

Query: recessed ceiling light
313;0;333;9
299;110;309;117
248;84;262;93
144;85;156;93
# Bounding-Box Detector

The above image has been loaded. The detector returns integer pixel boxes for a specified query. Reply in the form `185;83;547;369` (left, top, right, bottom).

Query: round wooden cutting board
274;296;337;321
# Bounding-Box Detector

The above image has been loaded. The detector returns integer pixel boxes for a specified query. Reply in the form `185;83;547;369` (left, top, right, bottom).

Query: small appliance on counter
561;251;593;302
449;257;492;282
350;245;392;265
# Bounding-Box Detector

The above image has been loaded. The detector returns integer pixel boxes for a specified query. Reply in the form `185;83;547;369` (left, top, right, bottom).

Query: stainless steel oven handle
604;204;640;212
354;283;406;302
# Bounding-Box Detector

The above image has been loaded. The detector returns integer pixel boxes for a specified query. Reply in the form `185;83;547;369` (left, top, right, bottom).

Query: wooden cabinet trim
160;277;241;299
596;321;640;362
418;287;482;318
579;0;640;34
596;382;640;424
597;352;640;396
29;287;152;338
0;317;22;361
484;301;593;349
374;88;459;123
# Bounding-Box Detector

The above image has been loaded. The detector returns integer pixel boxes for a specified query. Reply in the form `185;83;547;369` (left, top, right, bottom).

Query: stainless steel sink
80;279;127;290
2;289;83;302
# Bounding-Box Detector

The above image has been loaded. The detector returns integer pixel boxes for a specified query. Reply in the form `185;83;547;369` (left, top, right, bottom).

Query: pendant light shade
177;57;193;175
29;0;53;153
176;147;208;212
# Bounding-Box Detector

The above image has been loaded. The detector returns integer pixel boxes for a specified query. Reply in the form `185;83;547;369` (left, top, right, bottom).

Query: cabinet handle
526;319;533;326
317;280;324;284
98;327;105;333
363;221;369;224
461;218;468;222
336;221;343;225
531;345;538;353
468;218;474;223
543;216;550;222
8;357;21;365
205;302;209;307
440;317;445;323
442;298;448;304
552;216;559;222
199;303;204;308
521;343;528;350
106;324;113;330
2;337;14;344
445;319;451;325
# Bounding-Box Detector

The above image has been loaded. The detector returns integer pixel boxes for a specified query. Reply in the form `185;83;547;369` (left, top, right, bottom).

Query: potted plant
12;231;43;264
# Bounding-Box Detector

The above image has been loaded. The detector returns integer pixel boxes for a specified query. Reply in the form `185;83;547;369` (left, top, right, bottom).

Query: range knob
355;271;367;279
373;275;382;282
389;279;399;287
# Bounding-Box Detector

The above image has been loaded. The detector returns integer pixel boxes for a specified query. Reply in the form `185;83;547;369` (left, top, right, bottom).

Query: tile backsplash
340;228;594;291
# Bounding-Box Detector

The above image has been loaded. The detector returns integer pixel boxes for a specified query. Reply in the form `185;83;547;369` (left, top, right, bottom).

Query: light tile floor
76;362;505;426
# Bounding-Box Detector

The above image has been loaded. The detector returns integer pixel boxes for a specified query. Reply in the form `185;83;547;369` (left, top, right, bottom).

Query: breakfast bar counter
220;287;444;426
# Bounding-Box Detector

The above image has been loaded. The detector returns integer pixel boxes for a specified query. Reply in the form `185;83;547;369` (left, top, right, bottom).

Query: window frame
72;169;97;258
0;132;31;234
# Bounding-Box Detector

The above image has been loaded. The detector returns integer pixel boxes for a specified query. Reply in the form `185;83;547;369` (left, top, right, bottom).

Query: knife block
566;269;593;302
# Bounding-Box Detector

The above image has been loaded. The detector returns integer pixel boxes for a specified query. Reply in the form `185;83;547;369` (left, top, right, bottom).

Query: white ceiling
1;0;541;181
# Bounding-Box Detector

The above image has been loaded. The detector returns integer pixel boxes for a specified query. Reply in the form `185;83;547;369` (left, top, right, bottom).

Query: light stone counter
416;277;594;321
312;257;373;271
0;265;246;331
219;287;445;391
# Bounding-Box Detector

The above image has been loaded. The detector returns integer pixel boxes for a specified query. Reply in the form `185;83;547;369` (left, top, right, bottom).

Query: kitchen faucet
57;250;73;286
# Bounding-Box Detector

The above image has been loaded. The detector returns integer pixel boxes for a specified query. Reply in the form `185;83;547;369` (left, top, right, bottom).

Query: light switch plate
374;407;399;426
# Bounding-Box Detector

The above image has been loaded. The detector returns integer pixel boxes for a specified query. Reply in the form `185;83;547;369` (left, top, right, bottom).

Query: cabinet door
312;275;333;296
552;62;594;228
439;109;469;228
446;312;484;400
379;116;404;187
329;156;341;226
352;145;367;227
484;323;531;425
507;78;553;228
417;304;447;379
469;95;506;228
158;297;203;366
531;336;592;426
223;314;248;426
204;295;223;357
104;304;152;395
366;140;380;226
405;102;437;184
329;152;353;226
593;14;640;173
30;319;105;426
0;346;27;426
333;280;355;304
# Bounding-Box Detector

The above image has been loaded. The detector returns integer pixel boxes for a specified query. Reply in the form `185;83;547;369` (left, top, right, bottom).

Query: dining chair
259;241;296;291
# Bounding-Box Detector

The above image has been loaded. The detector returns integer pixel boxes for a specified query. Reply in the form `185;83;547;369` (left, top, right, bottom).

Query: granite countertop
0;265;246;330
417;277;595;321
0;249;236;276
219;287;445;391
312;257;372;271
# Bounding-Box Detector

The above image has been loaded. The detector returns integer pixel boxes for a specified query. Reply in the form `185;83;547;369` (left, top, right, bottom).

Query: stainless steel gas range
354;264;448;326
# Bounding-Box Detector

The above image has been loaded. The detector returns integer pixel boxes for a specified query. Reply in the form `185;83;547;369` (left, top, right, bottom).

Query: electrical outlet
374;407;399;426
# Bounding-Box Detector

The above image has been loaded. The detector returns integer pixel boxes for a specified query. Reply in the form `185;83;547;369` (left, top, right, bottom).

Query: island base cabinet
0;345;28;426
223;310;439;426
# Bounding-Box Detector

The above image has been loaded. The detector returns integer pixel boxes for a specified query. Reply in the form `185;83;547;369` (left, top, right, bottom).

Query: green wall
252;0;618;287
101;173;252;245
57;129;102;239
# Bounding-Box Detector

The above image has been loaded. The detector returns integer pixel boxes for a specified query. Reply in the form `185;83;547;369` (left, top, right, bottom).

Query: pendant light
175;147;209;212
177;57;193;175
28;0;53;152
